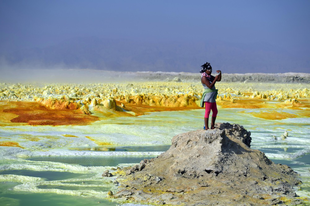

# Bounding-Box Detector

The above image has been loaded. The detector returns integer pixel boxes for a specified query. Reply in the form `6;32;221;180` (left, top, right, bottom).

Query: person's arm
201;75;219;89
216;70;222;82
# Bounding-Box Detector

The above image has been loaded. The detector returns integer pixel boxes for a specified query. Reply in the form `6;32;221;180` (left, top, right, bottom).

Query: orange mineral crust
116;101;199;116
0;141;24;148
1;101;98;126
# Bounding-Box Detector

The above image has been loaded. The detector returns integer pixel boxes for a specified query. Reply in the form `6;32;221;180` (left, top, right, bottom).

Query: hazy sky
0;0;309;73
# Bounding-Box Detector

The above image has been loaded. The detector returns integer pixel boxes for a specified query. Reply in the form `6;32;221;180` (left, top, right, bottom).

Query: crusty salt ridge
111;123;304;205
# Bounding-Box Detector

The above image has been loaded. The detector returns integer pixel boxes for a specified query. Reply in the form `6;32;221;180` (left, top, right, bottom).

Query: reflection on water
28;156;150;167
0;108;310;205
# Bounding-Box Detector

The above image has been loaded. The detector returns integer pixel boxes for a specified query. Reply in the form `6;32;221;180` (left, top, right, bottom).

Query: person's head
200;62;212;74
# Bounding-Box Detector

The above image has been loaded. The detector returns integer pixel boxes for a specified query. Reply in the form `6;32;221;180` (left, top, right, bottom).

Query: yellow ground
0;82;309;125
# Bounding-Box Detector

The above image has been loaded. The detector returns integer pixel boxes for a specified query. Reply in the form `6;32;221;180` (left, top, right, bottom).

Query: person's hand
214;75;220;81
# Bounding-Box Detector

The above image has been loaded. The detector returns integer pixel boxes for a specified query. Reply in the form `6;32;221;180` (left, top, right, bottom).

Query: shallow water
0;107;310;205
1;189;117;206
28;156;152;167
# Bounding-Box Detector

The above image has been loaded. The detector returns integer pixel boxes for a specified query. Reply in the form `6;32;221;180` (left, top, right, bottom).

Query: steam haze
0;0;309;75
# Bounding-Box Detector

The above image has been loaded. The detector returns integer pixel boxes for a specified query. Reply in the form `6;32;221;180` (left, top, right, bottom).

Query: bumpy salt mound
112;123;304;205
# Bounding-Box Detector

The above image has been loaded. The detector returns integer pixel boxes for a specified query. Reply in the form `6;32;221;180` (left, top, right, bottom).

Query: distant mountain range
1;37;309;73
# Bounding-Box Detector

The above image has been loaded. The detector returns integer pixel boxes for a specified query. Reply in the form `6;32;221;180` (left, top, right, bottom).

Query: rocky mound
111;123;304;205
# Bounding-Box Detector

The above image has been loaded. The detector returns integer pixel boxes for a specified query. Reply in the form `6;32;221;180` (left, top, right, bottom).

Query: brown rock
102;170;113;177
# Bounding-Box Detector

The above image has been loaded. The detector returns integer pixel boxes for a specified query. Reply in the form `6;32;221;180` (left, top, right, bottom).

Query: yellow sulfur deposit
62;134;78;138
243;111;298;120
85;136;113;146
0;81;309;124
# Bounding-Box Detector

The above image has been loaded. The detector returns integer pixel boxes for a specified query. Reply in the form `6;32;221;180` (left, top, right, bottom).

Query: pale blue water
0;108;309;205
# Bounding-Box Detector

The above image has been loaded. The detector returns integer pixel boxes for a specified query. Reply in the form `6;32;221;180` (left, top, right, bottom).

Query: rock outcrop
112;123;304;205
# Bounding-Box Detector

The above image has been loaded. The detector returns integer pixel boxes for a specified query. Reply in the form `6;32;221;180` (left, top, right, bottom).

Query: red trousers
204;102;218;118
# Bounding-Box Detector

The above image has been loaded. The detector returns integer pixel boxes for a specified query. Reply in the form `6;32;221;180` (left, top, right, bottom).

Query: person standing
200;62;222;130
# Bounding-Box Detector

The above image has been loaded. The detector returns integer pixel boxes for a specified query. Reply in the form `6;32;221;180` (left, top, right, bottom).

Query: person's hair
200;62;212;73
